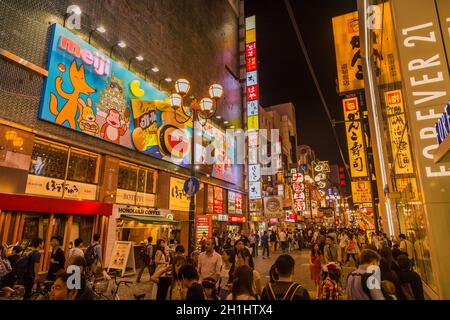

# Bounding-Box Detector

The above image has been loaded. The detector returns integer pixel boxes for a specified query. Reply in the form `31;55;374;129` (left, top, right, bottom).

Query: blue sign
184;177;200;197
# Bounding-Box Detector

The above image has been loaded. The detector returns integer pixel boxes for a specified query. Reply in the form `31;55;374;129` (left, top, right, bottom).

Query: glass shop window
118;162;156;194
69;215;94;246
22;213;50;242
67;149;99;184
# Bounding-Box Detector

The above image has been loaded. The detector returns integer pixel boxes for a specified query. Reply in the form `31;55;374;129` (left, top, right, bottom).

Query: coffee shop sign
114;205;171;218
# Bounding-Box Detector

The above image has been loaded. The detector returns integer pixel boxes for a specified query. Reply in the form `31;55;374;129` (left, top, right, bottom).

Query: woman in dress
309;242;322;299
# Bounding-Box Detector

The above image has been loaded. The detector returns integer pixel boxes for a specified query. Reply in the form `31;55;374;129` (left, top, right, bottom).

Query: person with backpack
136;236;154;283
1;246;21;289
85;234;102;276
0;245;12;290
46;236;65;282
261;254;310;300
347;249;385;300
21;238;43;300
69;238;84;258
396;254;424;300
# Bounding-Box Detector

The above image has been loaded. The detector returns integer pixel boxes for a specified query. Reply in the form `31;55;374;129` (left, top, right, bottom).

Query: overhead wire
283;0;352;180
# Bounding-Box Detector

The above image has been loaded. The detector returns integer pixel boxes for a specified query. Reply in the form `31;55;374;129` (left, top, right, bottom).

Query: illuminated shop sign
342;97;369;178
246;15;262;201
228;216;246;223
435;102;450;145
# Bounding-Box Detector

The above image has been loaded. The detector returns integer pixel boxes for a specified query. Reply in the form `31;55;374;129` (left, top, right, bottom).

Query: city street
118;249;318;300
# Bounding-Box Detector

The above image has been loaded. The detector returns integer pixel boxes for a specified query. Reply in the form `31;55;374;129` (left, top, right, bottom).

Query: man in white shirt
278;230;287;253
197;238;222;282
69;238;84;258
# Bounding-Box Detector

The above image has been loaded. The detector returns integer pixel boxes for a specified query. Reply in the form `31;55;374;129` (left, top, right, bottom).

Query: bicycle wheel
29;292;49;300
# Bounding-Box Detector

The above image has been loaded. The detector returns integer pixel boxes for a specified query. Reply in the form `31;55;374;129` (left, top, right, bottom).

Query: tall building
348;0;450;299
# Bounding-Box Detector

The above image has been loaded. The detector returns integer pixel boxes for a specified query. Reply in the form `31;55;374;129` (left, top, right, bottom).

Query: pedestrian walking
179;264;205;300
218;249;234;300
270;231;277;253
85;234;103;276
399;234;414;264
396;254;424;300
261;231;270;259
22;238;43;300
347;249;385;300
227;265;256;300
261;254;310;300
136;236;154;283
151;239;170;300
234;248;262;297
324;236;339;264
69;238;84;258
46;236;65;282
345;234;359;266
309;243;322;299
197;238;222;282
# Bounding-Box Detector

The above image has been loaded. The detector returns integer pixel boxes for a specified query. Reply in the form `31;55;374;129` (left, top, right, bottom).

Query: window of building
29;139;69;179
118;161;157;194
67;149;99;184
22;213;50;242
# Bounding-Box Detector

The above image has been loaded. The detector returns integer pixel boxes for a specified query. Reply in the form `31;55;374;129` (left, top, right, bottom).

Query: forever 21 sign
391;0;450;205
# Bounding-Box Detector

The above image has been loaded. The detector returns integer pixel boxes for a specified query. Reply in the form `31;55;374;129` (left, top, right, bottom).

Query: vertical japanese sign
384;90;414;174
195;215;212;252
246;15;262;201
343;97;368;178
169;177;191;211
292;173;306;215
332;4;401;93
235;193;243;214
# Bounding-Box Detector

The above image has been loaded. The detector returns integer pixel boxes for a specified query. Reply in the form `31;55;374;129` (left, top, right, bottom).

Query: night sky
245;0;357;166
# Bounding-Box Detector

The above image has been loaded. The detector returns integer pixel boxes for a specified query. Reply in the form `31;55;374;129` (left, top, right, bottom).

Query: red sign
246;57;257;72
286;212;297;221
214;186;223;214
235;193;243;214
344;98;358;112
228;215;246;223
246;43;257;59
195;215;212;252
246;85;259;101
269;218;279;224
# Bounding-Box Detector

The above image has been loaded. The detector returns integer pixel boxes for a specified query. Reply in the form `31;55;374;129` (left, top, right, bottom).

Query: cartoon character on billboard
49;61;96;129
78;97;99;135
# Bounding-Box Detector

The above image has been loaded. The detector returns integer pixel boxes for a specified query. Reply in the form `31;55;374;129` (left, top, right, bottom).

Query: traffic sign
184;177;200;197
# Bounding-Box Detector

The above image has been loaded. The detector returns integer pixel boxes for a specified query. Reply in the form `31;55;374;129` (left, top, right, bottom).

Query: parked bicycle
92;270;145;300
29;281;54;300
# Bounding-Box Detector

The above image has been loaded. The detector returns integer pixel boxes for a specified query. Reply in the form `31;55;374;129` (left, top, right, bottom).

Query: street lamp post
169;79;223;255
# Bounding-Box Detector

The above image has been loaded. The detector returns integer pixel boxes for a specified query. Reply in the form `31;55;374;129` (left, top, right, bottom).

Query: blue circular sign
184;177;200;197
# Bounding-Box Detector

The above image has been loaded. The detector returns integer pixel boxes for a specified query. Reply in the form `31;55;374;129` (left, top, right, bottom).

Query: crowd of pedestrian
0;234;103;300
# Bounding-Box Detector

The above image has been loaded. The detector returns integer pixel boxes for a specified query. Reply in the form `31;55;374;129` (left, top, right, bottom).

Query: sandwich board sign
107;241;136;277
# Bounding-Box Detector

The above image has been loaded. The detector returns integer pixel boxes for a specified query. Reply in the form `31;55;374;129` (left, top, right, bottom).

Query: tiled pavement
111;248;352;300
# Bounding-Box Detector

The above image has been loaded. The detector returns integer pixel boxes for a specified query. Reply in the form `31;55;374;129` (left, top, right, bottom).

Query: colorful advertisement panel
39;24;237;184
343;97;369;178
228;191;236;214
195;215;212;252
235;193;243;214
214;186;223;214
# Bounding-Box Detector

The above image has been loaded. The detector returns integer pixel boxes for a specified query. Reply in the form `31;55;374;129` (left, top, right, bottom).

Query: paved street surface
113;248;321;300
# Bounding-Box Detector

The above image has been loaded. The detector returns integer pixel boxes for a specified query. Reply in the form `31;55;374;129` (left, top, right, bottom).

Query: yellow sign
343;97;368;178
246;29;256;43
395;177;420;202
332;4;401;93
384;90;414;174
351;181;372;204
247;115;259;130
169;177;191;211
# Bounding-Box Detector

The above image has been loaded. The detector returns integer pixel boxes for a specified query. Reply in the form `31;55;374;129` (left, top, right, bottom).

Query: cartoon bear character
50;61;96;129
78;97;99;135
100;109;128;144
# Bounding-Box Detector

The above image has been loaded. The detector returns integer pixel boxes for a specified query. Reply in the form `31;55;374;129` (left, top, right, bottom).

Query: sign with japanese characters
249;181;262;200
214;186;223;214
332;4;401;93
351;181;372;204
169;177;191;211
228;191;236;214
25;174;97;200
384;90;414;174
249;164;261;182
343;97;369;178
235;193;243;214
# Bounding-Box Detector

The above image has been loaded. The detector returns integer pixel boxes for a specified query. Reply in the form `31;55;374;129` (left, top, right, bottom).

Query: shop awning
120;214;179;225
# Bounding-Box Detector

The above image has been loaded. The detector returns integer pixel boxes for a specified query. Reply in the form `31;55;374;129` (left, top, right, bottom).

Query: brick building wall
0;0;243;190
